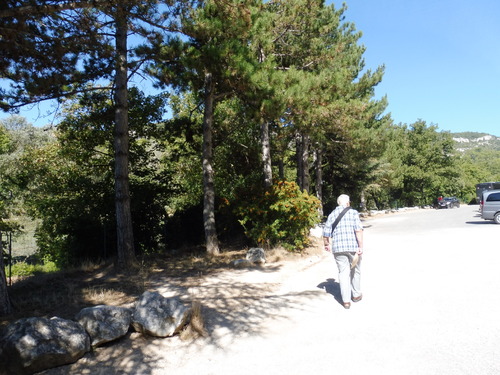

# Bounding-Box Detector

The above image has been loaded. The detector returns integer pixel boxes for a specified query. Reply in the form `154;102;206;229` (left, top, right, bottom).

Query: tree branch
3;85;113;111
0;1;108;18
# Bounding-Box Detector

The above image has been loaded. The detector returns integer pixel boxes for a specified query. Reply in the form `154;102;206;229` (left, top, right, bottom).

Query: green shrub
6;260;59;277
236;181;321;250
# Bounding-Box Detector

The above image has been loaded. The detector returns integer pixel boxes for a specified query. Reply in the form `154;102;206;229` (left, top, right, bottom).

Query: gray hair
337;194;350;206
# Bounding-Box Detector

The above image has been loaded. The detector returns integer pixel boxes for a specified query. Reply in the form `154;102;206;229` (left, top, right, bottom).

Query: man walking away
323;194;364;309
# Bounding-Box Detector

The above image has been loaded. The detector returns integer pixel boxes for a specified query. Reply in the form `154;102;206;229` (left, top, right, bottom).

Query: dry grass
180;301;208;340
1;238;324;332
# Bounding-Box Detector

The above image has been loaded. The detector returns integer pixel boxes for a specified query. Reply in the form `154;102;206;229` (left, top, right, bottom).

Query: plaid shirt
323;206;363;253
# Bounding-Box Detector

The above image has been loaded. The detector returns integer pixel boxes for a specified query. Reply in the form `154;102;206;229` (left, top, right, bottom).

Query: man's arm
355;229;363;255
322;212;334;252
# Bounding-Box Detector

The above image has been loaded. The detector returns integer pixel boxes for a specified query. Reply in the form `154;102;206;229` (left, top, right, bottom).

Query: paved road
205;205;500;375
349;205;500;375
168;204;500;375
41;205;500;375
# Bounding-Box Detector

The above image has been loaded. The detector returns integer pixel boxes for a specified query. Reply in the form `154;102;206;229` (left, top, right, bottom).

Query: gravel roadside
41;205;500;375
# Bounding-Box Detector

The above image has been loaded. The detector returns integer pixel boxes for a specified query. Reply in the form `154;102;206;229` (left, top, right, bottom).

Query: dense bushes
236;181;321;250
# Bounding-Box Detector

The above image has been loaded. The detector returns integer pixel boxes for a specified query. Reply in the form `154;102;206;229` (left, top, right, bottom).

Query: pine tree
143;0;264;255
263;1;387;208
0;0;173;269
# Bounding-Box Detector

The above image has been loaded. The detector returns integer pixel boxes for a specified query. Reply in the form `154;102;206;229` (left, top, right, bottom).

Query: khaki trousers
334;252;362;303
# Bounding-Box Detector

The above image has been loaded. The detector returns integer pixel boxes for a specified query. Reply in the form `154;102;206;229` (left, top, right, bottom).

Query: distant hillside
451;132;500;152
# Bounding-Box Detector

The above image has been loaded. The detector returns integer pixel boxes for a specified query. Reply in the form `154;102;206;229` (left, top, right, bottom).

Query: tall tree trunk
296;133;303;189
0;233;12;316
202;72;219;255
314;147;324;217
302;134;310;192
278;159;284;180
114;6;136;270
261;121;273;190
360;190;366;212
297;133;310;192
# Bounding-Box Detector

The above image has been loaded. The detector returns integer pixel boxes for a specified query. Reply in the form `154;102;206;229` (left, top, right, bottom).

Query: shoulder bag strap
330;207;351;232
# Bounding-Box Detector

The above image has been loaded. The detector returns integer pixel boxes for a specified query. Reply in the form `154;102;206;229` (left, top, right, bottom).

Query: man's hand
323;237;330;252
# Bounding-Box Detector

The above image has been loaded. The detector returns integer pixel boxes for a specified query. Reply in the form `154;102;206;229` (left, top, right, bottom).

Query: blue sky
337;0;500;136
2;0;499;137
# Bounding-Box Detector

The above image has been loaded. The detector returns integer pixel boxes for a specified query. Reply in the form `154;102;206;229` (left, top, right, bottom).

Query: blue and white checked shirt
323;206;363;253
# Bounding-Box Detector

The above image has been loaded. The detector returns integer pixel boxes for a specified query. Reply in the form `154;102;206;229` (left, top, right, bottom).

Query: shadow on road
317;278;342;306
465;221;495;225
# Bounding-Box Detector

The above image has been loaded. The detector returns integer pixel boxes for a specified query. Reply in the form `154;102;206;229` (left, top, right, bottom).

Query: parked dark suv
437;196;460;209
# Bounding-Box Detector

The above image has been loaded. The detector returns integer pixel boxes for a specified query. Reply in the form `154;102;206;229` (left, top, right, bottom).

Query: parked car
437;196;460;209
481;189;500;224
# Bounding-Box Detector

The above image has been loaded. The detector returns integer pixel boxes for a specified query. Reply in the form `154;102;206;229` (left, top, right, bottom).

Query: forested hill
451;132;500;152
